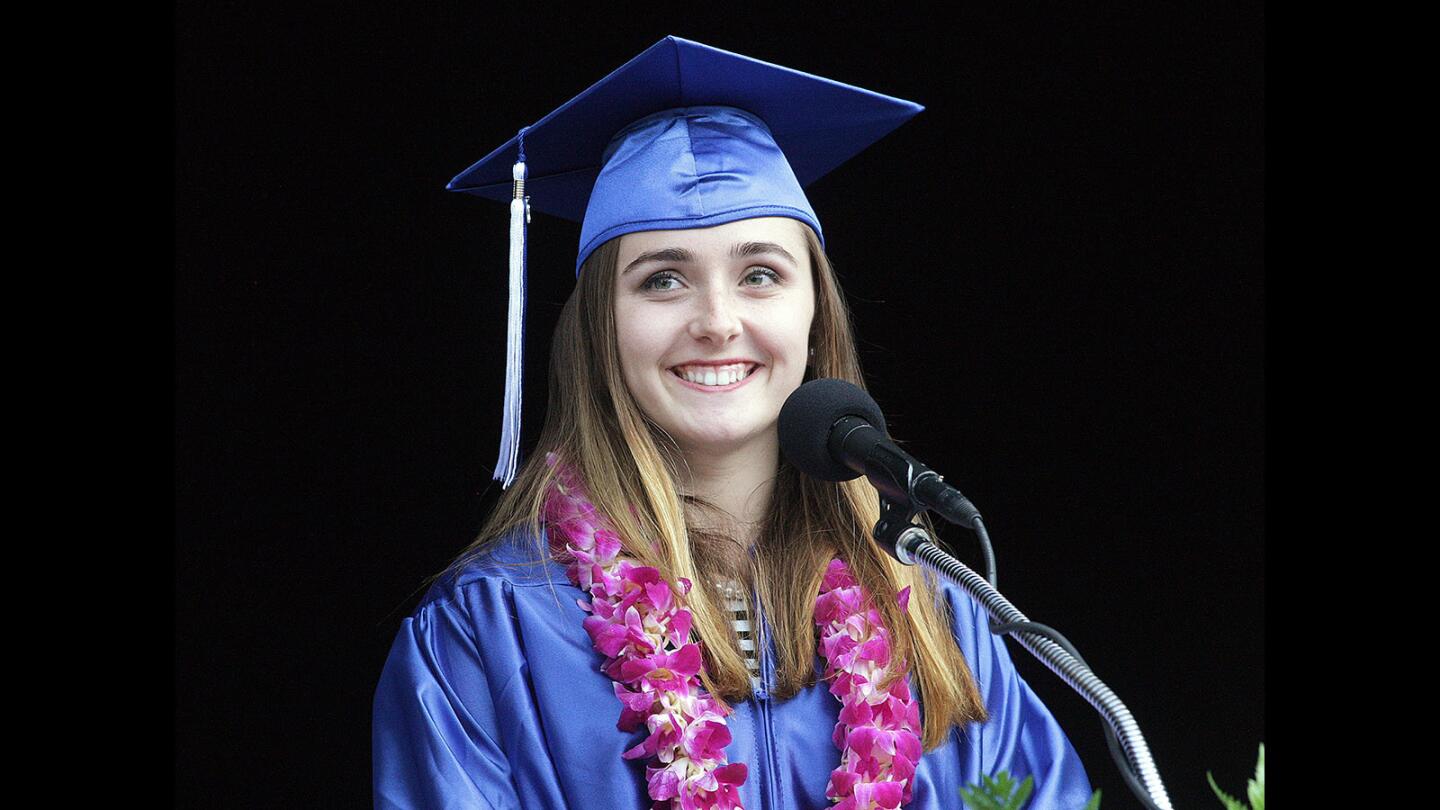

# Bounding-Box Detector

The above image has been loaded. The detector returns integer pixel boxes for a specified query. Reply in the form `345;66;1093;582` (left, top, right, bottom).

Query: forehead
616;216;808;258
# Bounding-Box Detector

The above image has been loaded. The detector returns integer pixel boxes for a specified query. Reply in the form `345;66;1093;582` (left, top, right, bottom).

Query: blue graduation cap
447;35;925;487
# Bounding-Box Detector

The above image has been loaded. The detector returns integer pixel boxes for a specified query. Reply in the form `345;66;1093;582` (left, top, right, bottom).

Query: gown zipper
751;593;782;810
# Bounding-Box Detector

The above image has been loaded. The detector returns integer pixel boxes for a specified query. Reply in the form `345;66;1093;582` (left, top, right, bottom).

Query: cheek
782;301;816;362
614;308;665;382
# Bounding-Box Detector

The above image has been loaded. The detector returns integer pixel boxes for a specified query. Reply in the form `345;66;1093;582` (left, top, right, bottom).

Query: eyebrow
621;241;800;275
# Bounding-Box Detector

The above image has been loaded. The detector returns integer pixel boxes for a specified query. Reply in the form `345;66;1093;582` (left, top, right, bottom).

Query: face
613;216;816;459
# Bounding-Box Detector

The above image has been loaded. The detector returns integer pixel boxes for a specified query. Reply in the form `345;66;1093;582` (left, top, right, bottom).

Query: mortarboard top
447;35;925;273
447;35;925;487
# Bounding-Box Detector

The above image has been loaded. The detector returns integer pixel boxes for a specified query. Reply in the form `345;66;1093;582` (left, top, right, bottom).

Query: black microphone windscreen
778;378;887;482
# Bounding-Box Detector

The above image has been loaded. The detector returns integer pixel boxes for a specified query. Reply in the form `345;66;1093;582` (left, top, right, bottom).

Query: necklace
542;453;922;810
715;578;746;601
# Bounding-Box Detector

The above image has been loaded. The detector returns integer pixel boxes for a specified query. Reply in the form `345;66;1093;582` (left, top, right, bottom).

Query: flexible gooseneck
885;523;1174;810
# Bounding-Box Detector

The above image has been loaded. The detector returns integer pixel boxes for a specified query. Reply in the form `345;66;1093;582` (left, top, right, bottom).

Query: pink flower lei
542;453;923;810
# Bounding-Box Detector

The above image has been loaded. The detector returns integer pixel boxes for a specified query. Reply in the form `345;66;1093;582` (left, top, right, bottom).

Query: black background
176;4;1264;808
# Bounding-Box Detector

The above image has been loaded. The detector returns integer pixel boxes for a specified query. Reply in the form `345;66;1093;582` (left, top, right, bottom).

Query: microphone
778;379;980;529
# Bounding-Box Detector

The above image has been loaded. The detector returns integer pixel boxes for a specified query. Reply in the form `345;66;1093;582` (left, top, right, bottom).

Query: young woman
373;37;1093;810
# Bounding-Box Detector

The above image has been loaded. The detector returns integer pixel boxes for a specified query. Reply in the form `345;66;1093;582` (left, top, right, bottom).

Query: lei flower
542;453;922;810
814;560;923;809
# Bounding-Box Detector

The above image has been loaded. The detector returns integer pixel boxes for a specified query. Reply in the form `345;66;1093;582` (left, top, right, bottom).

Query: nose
687;286;742;345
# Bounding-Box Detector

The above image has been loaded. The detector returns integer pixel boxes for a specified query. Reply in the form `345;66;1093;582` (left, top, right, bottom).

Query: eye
744;267;781;286
640;271;682;292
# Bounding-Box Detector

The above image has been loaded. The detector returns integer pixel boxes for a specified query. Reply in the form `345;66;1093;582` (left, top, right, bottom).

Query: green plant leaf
960;770;1035;810
1082;788;1102;809
990;771;1014;796
1208;771;1247;810
958;774;997;810
1247;743;1264;810
958;782;1003;810
1006;775;1034;810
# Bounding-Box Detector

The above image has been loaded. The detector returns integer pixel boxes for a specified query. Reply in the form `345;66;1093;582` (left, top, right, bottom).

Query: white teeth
676;363;753;387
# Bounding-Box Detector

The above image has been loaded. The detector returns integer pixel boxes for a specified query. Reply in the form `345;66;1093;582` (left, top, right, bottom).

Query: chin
676;424;777;454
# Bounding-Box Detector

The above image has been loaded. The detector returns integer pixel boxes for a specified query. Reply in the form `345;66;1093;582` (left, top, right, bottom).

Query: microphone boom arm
874;513;1174;810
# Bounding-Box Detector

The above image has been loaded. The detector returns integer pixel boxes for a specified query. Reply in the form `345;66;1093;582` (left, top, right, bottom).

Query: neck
676;433;779;565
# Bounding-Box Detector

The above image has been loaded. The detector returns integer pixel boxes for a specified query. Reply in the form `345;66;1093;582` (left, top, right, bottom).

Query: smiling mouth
669;363;760;387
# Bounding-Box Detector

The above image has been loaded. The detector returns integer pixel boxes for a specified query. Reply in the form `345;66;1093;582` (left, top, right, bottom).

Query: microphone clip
872;496;933;566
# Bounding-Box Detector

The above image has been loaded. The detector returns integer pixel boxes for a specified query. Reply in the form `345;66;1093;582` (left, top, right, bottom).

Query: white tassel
492;158;527;488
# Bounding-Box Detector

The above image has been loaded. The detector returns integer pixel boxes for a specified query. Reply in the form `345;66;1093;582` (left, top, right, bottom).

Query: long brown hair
434;223;987;749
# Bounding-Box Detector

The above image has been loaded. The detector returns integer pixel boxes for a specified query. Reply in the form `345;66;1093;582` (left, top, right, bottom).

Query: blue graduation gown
372;529;1093;809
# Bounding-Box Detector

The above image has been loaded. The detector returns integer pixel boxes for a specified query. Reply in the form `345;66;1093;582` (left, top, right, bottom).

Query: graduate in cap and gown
373;36;1094;810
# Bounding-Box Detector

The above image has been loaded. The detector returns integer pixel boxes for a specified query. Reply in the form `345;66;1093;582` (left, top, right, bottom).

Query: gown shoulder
415;525;574;610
